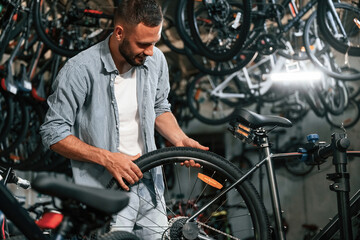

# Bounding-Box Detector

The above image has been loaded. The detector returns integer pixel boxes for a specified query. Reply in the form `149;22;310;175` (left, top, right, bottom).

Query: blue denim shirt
40;35;170;193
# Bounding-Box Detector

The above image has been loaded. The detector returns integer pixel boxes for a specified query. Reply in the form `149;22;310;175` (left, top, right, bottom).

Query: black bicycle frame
278;0;318;33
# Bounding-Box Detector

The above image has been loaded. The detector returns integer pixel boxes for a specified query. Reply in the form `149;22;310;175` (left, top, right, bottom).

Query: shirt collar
100;34;149;74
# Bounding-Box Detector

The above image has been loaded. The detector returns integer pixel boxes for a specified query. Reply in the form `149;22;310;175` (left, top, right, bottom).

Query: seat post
258;130;287;240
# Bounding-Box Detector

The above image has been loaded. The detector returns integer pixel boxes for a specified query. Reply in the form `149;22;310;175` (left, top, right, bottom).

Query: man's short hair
114;0;163;27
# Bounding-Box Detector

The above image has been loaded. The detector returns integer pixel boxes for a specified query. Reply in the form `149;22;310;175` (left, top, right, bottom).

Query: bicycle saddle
232;108;293;128
32;175;129;215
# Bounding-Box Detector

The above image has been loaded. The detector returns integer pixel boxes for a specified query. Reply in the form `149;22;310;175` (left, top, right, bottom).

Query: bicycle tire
161;1;186;55
301;83;327;118
108;147;270;239
161;15;186;55
176;0;257;76
0;4;30;60
33;0;113;57
230;153;254;180
325;99;360;129
315;78;348;116
317;0;360;56
175;0;201;54
9;100;46;170
340;67;360;99
185;46;257;76
303;10;360;81
186;0;252;62
284;159;314;177
0;90;14;142
98;231;140;240
281;140;314;177
0;95;29;160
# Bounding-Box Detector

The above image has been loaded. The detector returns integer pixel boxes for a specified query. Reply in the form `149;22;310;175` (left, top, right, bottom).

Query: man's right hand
49;136;143;191
103;152;143;191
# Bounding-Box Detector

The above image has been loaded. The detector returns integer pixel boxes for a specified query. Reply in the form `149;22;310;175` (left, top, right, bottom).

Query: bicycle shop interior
1;0;360;239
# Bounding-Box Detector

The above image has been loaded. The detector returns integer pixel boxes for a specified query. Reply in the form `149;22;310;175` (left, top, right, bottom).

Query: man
39;0;208;239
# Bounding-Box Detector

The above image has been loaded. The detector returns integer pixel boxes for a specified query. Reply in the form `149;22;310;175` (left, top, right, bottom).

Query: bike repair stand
326;132;353;240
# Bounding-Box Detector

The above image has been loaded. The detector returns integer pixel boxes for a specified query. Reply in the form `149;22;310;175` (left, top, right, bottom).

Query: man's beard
118;38;146;66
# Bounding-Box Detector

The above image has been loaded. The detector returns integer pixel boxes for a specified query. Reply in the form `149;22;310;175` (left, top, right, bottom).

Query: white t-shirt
114;68;144;156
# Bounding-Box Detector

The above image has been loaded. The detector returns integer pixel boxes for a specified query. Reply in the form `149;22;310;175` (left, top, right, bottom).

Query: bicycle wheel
325;99;360;129
281;139;314;177
33;0;113;57
108;147;270;239
230;153;254;180
7;100;45;170
176;0;257;76
0;1;30;60
0;95;29;160
186;0;252;62
186;72;252;125
283;159;314;177
315;78;348;116
0;90;14;142
301;82;327;118
161;0;186;55
185;46;257;76
340;67;360;99
303;10;360;81
317;0;360;56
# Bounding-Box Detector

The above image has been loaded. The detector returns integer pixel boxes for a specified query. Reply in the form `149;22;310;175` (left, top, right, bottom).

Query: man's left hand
175;137;209;168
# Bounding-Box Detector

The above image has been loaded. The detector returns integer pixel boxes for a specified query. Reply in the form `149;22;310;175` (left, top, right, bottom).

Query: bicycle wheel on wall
281;141;314;177
315;78;348;116
161;0;187;55
186;0;252;62
326;99;360;129
33;0;113;57
303;10;360;81
0;90;14;143
317;0;360;56
7;100;46;170
176;0;258;76
0;96;29;161
108;147;270;239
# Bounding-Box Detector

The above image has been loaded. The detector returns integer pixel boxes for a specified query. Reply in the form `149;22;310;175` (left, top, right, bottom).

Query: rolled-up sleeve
40;64;87;149
154;50;171;117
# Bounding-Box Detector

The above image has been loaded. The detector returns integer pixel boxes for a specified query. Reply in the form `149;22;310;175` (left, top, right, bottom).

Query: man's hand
49;136;143;191
175;137;209;168
175;137;209;151
103;152;143;191
154;112;209;168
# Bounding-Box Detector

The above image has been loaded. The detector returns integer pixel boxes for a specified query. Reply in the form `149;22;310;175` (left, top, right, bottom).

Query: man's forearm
50;135;109;166
50;135;143;191
155;112;189;146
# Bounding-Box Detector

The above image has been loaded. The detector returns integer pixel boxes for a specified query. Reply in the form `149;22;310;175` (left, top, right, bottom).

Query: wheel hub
166;217;199;240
